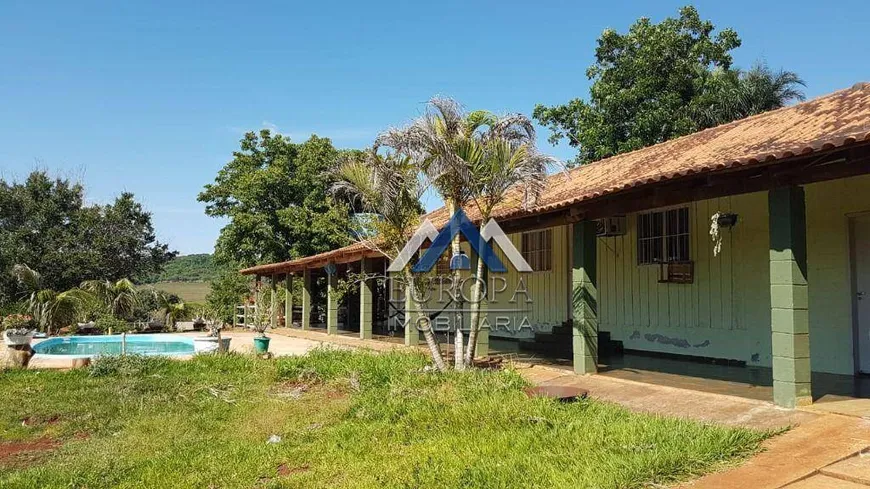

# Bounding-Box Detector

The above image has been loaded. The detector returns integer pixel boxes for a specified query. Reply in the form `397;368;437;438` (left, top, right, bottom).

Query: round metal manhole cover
523;385;589;402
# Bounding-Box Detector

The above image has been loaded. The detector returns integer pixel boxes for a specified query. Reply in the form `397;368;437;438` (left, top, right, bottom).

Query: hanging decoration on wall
710;212;738;256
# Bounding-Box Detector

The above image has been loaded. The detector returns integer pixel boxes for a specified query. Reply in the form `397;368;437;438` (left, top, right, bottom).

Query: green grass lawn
0;350;770;488
148;281;211;303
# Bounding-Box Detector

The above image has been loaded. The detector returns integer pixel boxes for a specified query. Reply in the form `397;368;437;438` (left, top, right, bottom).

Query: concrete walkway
271;328;870;488
179;330;329;356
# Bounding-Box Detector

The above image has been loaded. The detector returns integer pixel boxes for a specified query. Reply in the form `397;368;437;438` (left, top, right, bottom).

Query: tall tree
198;130;351;267
463;120;555;364
533;6;804;166
206;269;252;325
331;147;447;370
0;172;175;302
379;98;495;370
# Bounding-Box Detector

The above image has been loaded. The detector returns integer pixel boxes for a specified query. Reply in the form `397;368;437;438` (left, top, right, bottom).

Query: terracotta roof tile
243;82;870;275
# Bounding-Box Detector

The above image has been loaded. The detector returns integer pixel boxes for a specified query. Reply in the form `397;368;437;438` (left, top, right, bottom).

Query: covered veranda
240;244;420;345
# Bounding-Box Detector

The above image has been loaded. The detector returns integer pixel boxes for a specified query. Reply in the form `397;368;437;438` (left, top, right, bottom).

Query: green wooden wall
597;192;773;367
592;175;870;376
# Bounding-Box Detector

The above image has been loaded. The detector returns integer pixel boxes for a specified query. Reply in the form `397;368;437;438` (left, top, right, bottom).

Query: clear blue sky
1;1;868;255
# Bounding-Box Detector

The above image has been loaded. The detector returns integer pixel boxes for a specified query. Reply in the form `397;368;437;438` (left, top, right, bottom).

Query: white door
853;215;870;373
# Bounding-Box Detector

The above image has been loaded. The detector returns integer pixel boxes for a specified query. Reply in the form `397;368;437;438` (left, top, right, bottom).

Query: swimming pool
32;334;195;357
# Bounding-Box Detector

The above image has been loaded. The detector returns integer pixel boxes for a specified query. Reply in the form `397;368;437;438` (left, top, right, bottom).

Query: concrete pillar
285;274;293;328
769;186;812;408
404;284;419;346
301;269;311;330
270;274;278;330
326;266;338;335
360;258;373;340
572;221;598;374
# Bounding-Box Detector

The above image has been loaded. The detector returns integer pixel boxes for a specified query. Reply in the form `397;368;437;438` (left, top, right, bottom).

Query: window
435;254;450;275
637;207;690;265
521;229;552;271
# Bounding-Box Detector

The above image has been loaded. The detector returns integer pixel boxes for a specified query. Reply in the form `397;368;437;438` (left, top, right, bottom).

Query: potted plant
2;314;35;346
193;308;230;354
251;293;271;354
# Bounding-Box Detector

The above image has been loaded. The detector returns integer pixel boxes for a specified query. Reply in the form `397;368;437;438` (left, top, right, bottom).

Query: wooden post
327;267;338;335
360;258;373;340
301;269;311;330
270;274;278;330
285;273;294;328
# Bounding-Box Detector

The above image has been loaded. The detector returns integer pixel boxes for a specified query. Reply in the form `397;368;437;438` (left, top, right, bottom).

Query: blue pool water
33;334;195;357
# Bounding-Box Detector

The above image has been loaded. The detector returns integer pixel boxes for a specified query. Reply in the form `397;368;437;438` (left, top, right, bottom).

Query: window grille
637;208;690;264
521;229;552;271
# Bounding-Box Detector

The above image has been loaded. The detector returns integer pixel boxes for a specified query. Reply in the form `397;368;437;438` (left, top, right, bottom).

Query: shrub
0;301;27;317
1;313;35;332
94;315;133;334
88;354;169;377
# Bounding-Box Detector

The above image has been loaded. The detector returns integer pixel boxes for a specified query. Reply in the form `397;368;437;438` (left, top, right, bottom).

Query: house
241;82;870;408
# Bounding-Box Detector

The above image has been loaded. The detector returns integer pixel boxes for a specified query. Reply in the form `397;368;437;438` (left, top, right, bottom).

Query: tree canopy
533;6;805;166
198;130;352;268
0;171;175;303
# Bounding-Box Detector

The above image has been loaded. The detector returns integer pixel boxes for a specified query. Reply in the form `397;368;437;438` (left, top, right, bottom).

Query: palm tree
378;98;495;369
80;278;139;320
332;148;448;371
463;124;557;364
159;295;186;331
695;62;806;128
11;264;86;335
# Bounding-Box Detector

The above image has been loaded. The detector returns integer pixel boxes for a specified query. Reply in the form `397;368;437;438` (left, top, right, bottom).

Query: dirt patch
269;380;311;400
257;463;311;485
0;438;61;467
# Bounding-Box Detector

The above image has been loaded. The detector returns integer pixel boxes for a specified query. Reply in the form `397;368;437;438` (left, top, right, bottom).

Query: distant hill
144;253;217;283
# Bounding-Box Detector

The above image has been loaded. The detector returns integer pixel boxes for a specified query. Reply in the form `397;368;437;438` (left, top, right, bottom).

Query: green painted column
769;186;812;408
404;284;419;346
360;258;373;340
284;274;293;328
475;300;489;357
270;274;278;330
326;267;338;335
301;269;311;330
572;221;598;374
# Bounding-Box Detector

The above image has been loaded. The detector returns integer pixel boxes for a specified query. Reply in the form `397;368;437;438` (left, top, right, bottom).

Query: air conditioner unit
596;216;627;237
